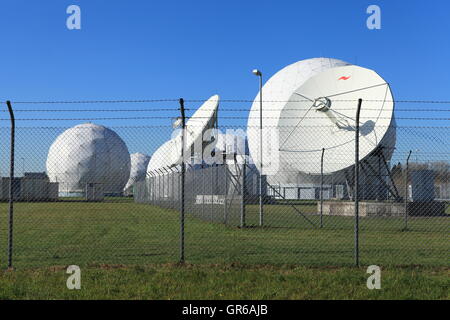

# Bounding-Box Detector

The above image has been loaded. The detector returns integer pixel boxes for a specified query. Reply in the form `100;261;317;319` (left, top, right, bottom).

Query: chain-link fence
0;120;448;269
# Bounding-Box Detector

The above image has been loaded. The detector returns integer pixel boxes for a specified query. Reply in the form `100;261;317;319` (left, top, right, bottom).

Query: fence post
216;164;219;219
162;168;167;207
161;169;165;205
178;167;181;211
173;167;180;209
240;159;246;228
160;169;165;205
223;160;228;224
404;150;412;230
172;168;176;210
149;172;155;204
201;162;205;219
184;166;189;213
320;147;325;228
157;171;161;205
210;165;213;222
6;101;15;269
354;98;362;267
179;98;186;263
152;172;156;204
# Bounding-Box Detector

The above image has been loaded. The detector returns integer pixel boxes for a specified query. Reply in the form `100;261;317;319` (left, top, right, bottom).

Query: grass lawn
0;264;448;299
0;200;448;269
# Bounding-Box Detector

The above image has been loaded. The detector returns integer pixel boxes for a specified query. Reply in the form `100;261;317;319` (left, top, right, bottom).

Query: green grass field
0;200;448;300
0;199;448;269
0;264;448;299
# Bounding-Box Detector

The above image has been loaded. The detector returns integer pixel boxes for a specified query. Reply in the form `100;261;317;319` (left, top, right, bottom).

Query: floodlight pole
179;98;186;263
6;101;15;269
404;150;412;231
354;98;362;267
253;69;264;227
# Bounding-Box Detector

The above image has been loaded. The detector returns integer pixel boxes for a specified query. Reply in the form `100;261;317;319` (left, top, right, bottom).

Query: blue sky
0;1;449;106
0;0;448;172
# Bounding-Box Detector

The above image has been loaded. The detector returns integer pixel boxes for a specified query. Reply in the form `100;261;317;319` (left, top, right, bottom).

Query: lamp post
252;69;264;227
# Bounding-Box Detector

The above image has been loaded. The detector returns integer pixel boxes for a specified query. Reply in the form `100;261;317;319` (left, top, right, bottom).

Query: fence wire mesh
0;123;448;269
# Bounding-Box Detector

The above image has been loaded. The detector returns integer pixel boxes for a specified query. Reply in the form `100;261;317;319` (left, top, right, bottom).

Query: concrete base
319;201;405;217
319;201;447;217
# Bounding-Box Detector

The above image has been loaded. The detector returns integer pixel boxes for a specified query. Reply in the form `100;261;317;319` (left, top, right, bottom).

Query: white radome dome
46;123;131;195
124;153;151;192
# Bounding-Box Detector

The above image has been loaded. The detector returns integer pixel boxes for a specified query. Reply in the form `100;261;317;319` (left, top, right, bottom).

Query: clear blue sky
0;1;449;105
0;0;448;172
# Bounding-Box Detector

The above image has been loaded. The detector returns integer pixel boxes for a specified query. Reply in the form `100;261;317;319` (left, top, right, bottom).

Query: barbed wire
0;125;449;129
0;116;448;121
5;99;180;104
3;98;450;104
197;99;450;104
0;116;178;121
0;108;182;112
1;107;449;112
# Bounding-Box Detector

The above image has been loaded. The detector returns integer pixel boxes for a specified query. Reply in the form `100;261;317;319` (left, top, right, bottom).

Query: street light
252;69;262;77
252;69;264;226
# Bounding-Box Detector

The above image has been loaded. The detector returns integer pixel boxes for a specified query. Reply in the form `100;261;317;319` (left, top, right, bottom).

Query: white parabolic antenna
247;58;396;183
147;94;220;175
173;94;219;162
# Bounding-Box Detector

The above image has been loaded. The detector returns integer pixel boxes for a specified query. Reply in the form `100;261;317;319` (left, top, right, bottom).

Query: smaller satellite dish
173;94;219;163
146;139;178;174
147;95;219;174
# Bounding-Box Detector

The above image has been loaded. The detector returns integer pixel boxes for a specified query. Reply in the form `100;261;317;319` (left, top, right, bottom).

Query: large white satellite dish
247;58;396;184
279;65;394;174
173;94;219;163
247;58;350;182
